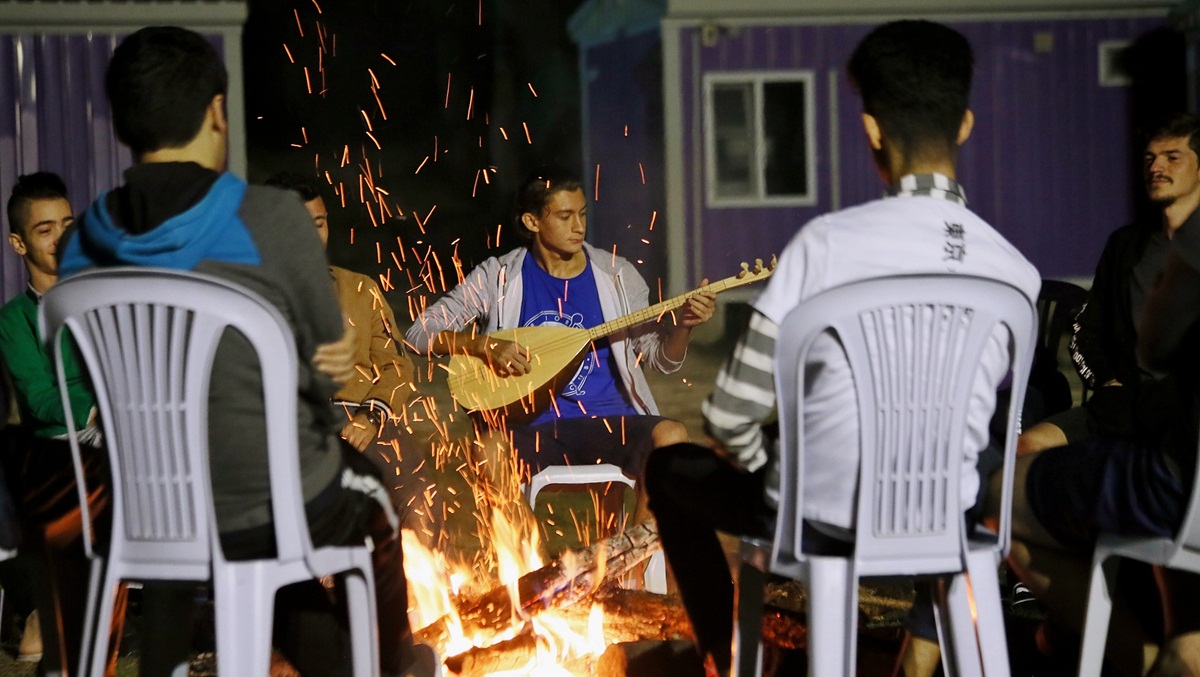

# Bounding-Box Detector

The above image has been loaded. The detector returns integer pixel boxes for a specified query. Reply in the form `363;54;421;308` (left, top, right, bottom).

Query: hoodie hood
60;171;262;276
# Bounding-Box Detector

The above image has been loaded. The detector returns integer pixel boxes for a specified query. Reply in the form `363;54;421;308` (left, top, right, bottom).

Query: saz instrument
445;257;776;414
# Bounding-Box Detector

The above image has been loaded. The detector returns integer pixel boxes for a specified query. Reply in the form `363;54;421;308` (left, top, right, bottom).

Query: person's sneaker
17;610;42;663
1011;582;1040;611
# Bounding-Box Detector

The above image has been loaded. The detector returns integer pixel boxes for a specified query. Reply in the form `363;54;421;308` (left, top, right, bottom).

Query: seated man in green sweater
1;172;99;442
0;171;123;676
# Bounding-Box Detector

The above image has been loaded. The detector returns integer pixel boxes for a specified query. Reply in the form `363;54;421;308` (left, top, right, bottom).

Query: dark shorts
1025;437;1186;551
510;415;666;477
1039;405;1092;444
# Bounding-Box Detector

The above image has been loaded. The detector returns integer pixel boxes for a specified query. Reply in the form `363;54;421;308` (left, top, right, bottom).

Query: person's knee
651;419;689;448
1017;421;1067;456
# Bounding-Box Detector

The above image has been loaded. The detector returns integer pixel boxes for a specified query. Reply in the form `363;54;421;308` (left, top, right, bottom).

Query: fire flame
403;508;615;675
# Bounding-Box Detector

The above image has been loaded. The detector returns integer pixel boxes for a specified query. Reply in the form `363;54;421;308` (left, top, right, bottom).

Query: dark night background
242;0;586;301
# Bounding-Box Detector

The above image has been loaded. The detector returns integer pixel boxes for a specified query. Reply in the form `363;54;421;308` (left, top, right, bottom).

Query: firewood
416;521;662;647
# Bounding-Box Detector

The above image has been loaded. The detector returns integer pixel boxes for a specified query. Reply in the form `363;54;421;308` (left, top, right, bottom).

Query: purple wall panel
584;31;669;289
0;32;223;304
0;33;132;304
681;16;1164;280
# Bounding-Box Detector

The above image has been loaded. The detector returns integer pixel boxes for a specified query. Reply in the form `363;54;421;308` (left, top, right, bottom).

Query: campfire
403;514;677;676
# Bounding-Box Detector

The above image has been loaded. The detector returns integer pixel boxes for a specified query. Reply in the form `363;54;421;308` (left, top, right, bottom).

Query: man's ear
208;94;228;134
957;109;975;146
8;233;25;257
521;212;539;233
862;113;884;151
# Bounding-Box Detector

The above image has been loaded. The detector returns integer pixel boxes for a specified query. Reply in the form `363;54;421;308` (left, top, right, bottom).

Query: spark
360;109;373;132
415;156;429;174
481;170;490;184
301;127;308;144
366;131;381;149
522;122;532;144
641;238;650;245
639;162;646;185
293;8;304;36
434;136;438;162
311;0;322;14
381;52;396;66
466;88;474;120
368;68;380;89
499;127;508;140
371;86;388;119
444;73;452;109
472;170;480;197
527;82;538;97
283;43;294;63
624;125;629;136
376;242;382;264
649;210;657;230
478;0;483;25
594;164;600;201
303;67;312;94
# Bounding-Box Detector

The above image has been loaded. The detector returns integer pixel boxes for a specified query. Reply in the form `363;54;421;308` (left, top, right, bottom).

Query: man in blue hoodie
58;26;435;677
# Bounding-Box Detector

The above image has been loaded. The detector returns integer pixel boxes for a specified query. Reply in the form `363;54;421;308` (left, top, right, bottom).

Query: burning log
416;520;662;649
442;590;692;677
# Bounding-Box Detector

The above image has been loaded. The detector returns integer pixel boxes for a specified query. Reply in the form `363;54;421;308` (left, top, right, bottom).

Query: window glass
713;83;755;198
763;81;808;196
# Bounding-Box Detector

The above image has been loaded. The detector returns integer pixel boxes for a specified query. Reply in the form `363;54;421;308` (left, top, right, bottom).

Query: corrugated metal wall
582;30;669;288
679;15;1165;280
0;32;135;301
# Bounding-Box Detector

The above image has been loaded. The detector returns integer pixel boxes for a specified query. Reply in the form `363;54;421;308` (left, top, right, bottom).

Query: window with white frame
704;71;816;207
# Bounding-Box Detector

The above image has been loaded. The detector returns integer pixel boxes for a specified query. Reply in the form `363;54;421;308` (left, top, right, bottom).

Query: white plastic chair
525;464;667;592
732;274;1036;677
40;267;380;677
1077;445;1200;674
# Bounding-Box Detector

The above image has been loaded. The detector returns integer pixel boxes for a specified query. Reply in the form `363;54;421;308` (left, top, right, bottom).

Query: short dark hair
1148;113;1200;158
511;165;583;244
106;26;228;155
264;172;322;203
848;20;974;163
7;172;68;237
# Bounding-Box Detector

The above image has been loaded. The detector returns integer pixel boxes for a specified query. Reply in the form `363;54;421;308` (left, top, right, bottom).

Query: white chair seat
42;267;380;677
731;274;1036;677
525;463;666;593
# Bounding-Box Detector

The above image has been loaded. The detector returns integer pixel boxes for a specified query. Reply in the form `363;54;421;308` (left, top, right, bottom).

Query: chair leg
214;566;276;677
344;567;380;677
83;561;119;677
808;556;858;677
963;551;1010;677
644;550;668;595
1078;552;1120;677
732;559;768;677
932;573;982;677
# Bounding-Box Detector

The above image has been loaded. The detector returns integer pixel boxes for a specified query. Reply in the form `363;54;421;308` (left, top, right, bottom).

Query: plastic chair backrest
771;275;1035;575
39;267;312;567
